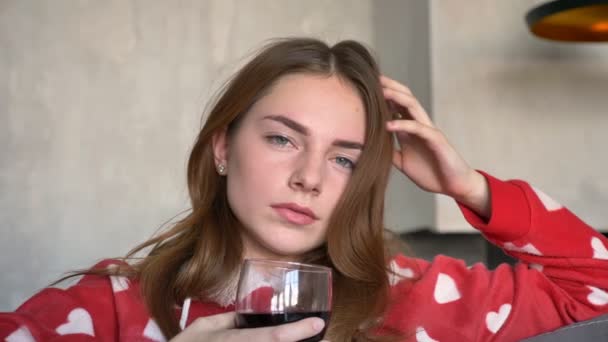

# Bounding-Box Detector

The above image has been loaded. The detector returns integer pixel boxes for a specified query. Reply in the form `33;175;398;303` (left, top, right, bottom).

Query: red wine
236;311;331;342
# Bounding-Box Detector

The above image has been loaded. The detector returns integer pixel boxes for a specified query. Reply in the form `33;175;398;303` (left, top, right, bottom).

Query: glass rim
243;258;332;273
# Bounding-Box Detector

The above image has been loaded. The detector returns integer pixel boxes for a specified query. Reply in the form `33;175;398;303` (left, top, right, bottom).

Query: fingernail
312;318;325;332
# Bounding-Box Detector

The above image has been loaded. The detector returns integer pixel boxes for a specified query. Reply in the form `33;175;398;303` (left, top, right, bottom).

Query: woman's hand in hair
380;75;491;219
170;311;329;342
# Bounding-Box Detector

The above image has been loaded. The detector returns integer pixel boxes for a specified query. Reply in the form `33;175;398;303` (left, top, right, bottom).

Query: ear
211;127;229;168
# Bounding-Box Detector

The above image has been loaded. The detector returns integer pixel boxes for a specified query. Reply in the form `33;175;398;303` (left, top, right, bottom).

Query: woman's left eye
335;156;356;170
266;135;292;147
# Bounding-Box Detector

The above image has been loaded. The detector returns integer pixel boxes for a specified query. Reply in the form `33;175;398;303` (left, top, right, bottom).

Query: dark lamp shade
526;0;608;42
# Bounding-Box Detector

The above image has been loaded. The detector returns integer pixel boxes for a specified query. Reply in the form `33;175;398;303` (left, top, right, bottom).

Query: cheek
326;174;350;209
225;162;267;231
225;140;284;208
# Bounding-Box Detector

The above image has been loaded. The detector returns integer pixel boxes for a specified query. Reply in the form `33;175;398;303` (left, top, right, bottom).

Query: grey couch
523;314;608;341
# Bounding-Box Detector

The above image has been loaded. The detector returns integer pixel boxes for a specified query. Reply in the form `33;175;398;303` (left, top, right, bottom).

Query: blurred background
2;0;608;311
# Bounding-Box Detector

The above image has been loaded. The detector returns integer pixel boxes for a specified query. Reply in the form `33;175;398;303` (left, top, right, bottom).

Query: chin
260;235;324;259
263;242;318;259
241;221;327;259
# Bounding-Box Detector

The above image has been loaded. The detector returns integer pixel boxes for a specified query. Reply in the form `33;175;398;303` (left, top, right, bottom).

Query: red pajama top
2;172;608;341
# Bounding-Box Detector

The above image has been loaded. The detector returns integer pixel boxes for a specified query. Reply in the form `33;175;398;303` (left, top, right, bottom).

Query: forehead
246;73;366;141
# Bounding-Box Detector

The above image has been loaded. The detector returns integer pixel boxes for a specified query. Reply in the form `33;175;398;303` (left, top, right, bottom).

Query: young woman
2;37;608;342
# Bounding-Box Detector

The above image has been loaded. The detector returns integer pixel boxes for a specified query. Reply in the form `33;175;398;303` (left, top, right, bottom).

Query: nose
288;151;323;195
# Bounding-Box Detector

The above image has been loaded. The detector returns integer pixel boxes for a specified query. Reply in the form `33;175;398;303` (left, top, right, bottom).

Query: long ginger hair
76;37;401;341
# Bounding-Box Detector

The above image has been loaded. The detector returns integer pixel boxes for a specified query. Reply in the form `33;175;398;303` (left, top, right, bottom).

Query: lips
271;203;318;225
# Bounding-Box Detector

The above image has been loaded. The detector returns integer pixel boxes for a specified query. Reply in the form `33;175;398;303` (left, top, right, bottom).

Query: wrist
455;170;491;219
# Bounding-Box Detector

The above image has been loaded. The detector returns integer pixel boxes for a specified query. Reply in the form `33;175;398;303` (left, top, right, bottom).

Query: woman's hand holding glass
234;259;332;342
170;311;326;342
171;259;332;342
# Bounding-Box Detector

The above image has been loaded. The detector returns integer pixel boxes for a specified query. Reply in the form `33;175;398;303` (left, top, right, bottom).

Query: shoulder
387;253;429;286
54;258;139;297
89;258;132;271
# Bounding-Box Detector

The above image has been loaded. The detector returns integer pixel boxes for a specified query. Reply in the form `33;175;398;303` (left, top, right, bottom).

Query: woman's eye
266;135;292;147
335;156;356;170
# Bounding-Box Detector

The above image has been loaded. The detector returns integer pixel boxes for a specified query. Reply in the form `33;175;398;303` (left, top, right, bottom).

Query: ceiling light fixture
526;0;608;42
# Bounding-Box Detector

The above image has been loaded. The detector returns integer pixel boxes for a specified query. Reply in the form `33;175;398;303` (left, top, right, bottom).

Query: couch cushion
522;314;608;341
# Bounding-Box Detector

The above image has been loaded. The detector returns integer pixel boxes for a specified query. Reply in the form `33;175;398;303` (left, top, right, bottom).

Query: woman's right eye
265;135;292;148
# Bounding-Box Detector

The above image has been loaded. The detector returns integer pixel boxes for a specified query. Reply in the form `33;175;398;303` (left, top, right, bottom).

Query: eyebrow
262;114;364;150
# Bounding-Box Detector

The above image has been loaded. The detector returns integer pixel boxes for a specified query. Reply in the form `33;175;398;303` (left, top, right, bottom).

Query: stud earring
217;164;226;175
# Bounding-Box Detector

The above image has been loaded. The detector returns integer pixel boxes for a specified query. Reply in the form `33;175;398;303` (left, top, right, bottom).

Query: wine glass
235;259;332;342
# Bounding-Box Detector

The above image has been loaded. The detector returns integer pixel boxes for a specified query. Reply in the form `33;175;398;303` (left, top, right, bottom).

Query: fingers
380;75;433;127
386;118;438;141
386;119;446;155
382;88;433;127
382;88;430;125
235;317;326;342
193;311;237;332
271;317;325;341
380;75;412;96
186;313;326;342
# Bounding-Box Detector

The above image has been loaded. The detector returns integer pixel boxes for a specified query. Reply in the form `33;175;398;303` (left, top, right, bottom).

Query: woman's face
213;73;366;261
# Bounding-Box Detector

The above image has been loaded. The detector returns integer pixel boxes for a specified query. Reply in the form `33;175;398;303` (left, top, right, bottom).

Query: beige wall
5;0;606;312
0;1;431;310
374;1;434;233
431;1;608;232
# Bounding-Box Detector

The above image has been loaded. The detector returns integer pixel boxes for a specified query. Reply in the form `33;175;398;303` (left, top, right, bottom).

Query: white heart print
416;326;439;342
587;285;608;306
486;303;512;333
531;186;563;211
110;275;130;293
591;237;608;260
56;308;95;336
433;273;461;304
107;264;130;292
503;242;542;256
6;326;36;342
388;260;415;286
143;318;167;342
